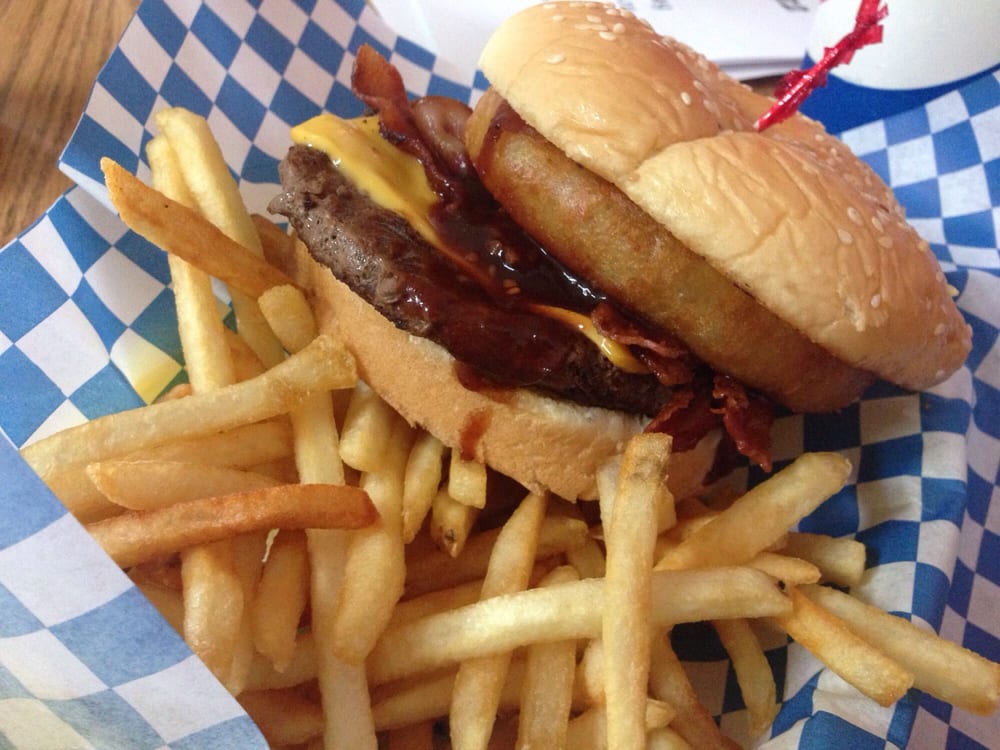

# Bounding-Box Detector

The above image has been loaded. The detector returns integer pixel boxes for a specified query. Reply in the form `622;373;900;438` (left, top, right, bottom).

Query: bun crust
479;1;970;390
271;234;719;501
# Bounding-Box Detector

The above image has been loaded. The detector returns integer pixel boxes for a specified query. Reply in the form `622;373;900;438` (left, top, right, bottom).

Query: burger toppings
271;45;786;470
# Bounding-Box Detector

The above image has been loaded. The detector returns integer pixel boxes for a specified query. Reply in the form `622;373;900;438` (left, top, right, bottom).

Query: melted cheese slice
291;113;648;375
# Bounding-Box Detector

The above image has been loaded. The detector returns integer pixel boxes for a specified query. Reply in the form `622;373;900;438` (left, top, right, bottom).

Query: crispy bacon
351;44;460;198
643;375;773;471
593;303;773;470
590;302;695;386
712;375;774;472
645;381;718;451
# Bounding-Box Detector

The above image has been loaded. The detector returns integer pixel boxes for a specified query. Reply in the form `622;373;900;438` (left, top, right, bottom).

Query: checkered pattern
0;435;264;749
0;0;997;746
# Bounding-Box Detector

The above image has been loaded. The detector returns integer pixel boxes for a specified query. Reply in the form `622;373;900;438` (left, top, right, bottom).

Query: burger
267;1;970;501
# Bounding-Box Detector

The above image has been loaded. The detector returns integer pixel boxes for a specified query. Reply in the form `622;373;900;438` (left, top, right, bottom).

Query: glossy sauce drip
426;126;602;315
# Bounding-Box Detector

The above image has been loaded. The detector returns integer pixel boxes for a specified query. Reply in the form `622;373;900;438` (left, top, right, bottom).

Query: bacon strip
712;375;774;473
351;44;458;198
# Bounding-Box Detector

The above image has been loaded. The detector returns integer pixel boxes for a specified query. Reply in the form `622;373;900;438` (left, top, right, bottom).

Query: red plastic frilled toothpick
755;0;889;132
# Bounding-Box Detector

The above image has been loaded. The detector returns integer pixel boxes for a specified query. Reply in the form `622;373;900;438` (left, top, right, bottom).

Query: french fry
656;452;851;571
338;381;398;473
772;586;913;706
144;131;249;701
577;638;606;706
333;414;413;663
20;334;355;482
229;531;268;695
239;687;324;747
648;633;740;750
258;284;321;355
252;529;310;672
450;493;547;750
801;584;1000;714
402;431;445;542
253;213;296;263
388;579;483;628
245;630;318;692
780;532;867;588
128;569;185;634
225;327;268;380
404;514;590;597
43;468;122;524
371;659;530;732
712;618;777;737
430;487;480;557
563;699;676;750
516;565;580;750
102;158;294;301
146;134;236;392
369;567;790;685
745;551;821;587
153;107;284;368
565;534;607;579
86;459;280;511
603;433;670;750
181;540;244;690
647;726;694;750
259;281;377;750
448;449;488;509
126;420;294;468
86;483;377;568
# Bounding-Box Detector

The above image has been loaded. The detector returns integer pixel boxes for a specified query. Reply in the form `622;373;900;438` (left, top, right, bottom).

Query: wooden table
0;0;139;246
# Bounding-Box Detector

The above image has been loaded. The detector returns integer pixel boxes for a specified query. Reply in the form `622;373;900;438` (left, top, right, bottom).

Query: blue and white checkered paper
0;1;997;747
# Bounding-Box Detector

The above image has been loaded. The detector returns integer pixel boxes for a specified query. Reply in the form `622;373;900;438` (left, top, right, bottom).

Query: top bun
478;1;970;391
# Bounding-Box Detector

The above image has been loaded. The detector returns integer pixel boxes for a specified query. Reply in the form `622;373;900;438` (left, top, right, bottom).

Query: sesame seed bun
476;0;971;395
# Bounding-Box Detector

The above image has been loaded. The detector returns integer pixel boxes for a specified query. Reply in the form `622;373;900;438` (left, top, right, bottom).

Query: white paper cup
798;0;1000;131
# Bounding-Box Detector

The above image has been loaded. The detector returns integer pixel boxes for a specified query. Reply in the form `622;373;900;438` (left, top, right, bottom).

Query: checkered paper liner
0;0;997;747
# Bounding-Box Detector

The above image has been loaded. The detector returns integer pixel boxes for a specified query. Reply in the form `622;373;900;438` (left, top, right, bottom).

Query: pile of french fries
19;106;1000;749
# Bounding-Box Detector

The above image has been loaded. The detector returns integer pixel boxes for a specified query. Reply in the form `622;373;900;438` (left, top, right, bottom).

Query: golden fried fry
87;483;377;567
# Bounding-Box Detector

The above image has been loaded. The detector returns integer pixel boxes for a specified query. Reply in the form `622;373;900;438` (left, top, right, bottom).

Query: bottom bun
271;233;719;501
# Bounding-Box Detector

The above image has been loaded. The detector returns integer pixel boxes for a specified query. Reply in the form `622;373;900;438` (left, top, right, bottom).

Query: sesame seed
599;30;616;40
680;91;692;105
587;13;601;22
870;294;881;309
847;206;863;225
934;369;946;380
934;323;947;336
837;228;854;244
612;22;625;33
551;14;564;21
546;53;566;64
871;215;883;232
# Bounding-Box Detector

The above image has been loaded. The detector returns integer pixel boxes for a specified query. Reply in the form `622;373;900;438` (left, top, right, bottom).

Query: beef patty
269;143;671;415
